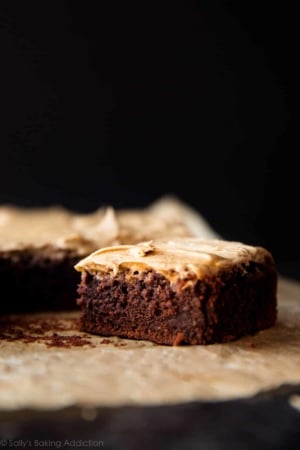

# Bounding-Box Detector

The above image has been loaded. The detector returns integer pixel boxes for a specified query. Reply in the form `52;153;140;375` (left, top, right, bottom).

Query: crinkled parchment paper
0;198;299;410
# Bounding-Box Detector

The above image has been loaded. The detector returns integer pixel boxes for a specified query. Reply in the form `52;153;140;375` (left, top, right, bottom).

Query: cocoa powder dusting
0;314;94;348
100;338;112;344
47;333;92;348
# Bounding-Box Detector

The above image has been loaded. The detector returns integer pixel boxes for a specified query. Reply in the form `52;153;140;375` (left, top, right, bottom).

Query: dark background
0;1;298;279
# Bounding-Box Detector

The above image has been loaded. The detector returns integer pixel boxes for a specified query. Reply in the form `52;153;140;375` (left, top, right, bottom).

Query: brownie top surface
75;237;275;278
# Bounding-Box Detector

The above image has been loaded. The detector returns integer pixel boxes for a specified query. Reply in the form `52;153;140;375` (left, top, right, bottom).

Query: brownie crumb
173;332;186;346
46;334;92;348
247;342;257;349
100;338;112;344
0;314;94;348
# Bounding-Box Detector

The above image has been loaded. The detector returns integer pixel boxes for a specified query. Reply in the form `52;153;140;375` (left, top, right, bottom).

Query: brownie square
75;238;278;345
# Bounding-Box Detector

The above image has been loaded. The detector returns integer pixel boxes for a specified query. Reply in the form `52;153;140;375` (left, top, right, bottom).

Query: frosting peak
75;237;273;279
0;198;202;255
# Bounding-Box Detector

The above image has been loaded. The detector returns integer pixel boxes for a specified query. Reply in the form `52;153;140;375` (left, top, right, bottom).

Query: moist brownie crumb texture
0;198;198;313
75;238;278;346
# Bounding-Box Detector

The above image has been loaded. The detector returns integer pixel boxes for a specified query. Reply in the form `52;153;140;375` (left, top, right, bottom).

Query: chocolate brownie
0;199;197;313
75;238;278;345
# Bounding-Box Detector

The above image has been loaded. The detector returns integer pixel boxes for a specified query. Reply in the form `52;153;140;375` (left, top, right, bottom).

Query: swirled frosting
0;197;206;255
75;237;274;279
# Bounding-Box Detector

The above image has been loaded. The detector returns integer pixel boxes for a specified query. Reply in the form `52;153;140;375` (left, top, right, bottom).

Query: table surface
0;384;300;450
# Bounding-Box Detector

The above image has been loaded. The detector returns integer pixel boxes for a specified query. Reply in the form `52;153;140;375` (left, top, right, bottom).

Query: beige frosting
75;237;273;278
0;205;114;255
0;198;199;256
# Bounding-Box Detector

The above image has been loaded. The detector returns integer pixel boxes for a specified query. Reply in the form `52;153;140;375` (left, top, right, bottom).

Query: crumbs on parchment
0;315;94;348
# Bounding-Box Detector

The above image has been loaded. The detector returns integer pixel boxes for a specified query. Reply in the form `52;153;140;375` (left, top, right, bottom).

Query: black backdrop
0;1;298;279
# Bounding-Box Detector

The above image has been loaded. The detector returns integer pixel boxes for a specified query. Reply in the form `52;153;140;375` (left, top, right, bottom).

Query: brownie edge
0;248;81;313
75;238;278;346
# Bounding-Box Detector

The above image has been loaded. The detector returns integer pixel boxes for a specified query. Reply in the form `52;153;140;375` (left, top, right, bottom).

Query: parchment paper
0;197;299;411
0;276;299;410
